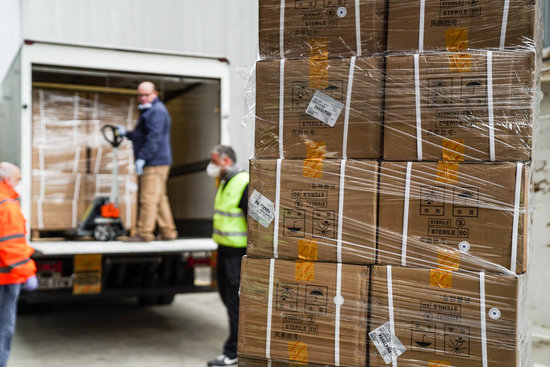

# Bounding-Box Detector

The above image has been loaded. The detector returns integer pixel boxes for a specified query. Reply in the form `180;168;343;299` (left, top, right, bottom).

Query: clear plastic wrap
259;0;386;59
31;88;137;231
242;0;540;365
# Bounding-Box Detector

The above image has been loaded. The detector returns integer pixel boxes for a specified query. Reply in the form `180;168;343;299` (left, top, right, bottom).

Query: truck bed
31;238;218;256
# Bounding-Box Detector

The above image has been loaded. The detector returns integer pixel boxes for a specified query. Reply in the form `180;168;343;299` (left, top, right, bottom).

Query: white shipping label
249;190;275;228
305;90;345;127
369;322;406;364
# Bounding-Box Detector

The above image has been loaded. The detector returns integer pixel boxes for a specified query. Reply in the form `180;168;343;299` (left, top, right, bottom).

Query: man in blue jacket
119;81;178;242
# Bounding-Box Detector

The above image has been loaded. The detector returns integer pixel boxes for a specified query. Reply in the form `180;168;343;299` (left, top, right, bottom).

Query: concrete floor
9;292;227;367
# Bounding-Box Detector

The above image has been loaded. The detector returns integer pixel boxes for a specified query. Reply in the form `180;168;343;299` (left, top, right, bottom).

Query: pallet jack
77;125;127;241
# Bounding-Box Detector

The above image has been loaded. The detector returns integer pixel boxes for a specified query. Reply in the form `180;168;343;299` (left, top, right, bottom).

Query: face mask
206;163;221;178
138;103;153;110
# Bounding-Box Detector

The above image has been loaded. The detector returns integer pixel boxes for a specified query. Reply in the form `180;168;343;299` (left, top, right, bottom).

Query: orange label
429;361;451;367
445;28;468;52
309;38;329;90
289;342;309;363
304;142;325;177
303;159;323;178
73;254;102;295
295;261;315;282
298;239;318;261
449;53;472;72
430;269;452;288
438;249;460;271
442;139;465;161
436;161;459;184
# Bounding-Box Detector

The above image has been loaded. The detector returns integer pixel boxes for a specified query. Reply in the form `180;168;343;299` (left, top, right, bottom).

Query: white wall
0;0;21;82
529;80;550;328
8;0;258;165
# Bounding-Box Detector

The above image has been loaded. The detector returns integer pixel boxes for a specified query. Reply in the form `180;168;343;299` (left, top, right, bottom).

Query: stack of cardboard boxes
31;88;137;233
240;0;538;366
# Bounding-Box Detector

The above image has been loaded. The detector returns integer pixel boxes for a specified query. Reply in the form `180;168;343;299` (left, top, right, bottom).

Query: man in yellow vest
206;145;248;367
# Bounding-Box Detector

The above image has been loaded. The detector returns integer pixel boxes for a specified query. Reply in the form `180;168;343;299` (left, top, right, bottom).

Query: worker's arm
239;184;248;217
136;109;165;161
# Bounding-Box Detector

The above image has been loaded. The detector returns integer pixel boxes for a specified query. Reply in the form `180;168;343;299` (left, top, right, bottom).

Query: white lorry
0;40;232;304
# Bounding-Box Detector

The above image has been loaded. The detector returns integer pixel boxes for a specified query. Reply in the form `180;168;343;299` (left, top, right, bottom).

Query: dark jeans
0;284;21;367
217;247;246;359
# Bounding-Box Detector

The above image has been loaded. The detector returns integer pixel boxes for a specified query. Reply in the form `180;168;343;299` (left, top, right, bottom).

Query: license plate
38;276;73;289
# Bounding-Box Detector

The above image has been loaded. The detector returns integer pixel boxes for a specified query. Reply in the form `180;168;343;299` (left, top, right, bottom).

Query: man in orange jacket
0;162;37;367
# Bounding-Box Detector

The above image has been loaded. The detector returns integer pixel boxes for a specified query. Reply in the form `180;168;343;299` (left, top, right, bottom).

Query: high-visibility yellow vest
212;171;249;248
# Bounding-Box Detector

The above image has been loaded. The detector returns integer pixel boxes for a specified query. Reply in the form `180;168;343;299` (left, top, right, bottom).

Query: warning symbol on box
305;285;328;315
277;282;299;312
428;78;453;107
411;321;436;353
283;208;306;237
312;210;335;239
444;324;470;356
420;186;445;216
460;77;486;106
452;187;479;217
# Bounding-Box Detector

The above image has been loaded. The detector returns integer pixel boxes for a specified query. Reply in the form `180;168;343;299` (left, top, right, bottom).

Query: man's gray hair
212;145;237;164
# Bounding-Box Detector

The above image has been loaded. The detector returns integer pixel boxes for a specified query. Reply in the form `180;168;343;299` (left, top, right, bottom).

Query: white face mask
137;103;153;110
206;163;221;178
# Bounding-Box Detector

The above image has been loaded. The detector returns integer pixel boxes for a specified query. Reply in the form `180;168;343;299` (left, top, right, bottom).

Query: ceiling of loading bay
31;65;219;102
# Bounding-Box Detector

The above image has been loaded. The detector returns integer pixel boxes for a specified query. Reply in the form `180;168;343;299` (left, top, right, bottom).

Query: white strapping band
500;0;511;50
279;0;285;57
265;258;276;359
355;0;362;56
479;272;488;367
95;147;103;174
343;57;356;159
279;59;285;159
336;160;347;263
125;176;132;228
273;159;282;259
510;162;523;273
418;0;426;52
72;174;81;227
401;162;413;266
487;51;496;162
334;262;343;365
387;265;397;367
414;54;423;161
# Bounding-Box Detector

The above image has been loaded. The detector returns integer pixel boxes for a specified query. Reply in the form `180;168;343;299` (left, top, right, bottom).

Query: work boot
207;354;237;367
124;234;150;242
156;233;177;241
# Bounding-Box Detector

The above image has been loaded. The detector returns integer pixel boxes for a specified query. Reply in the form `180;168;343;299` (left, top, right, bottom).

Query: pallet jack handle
101;125;124;206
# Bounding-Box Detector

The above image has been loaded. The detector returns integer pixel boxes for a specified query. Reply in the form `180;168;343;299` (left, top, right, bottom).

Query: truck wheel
138;296;158;306
94;224;115;241
157;294;175;305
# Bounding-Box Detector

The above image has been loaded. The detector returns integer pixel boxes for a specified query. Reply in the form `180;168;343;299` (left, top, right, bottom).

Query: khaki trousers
136;165;178;241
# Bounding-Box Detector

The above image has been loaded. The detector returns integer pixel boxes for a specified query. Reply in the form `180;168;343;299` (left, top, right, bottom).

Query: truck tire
157;294;175;305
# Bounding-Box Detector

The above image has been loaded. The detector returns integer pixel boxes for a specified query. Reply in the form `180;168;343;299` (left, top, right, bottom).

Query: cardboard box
259;0;386;59
238;355;331;367
238;257;369;366
383;51;535;162
387;0;538;52
31;199;136;231
247;159;378;264
369;266;527;367
378;162;528;274
255;57;384;159
31;171;137;231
